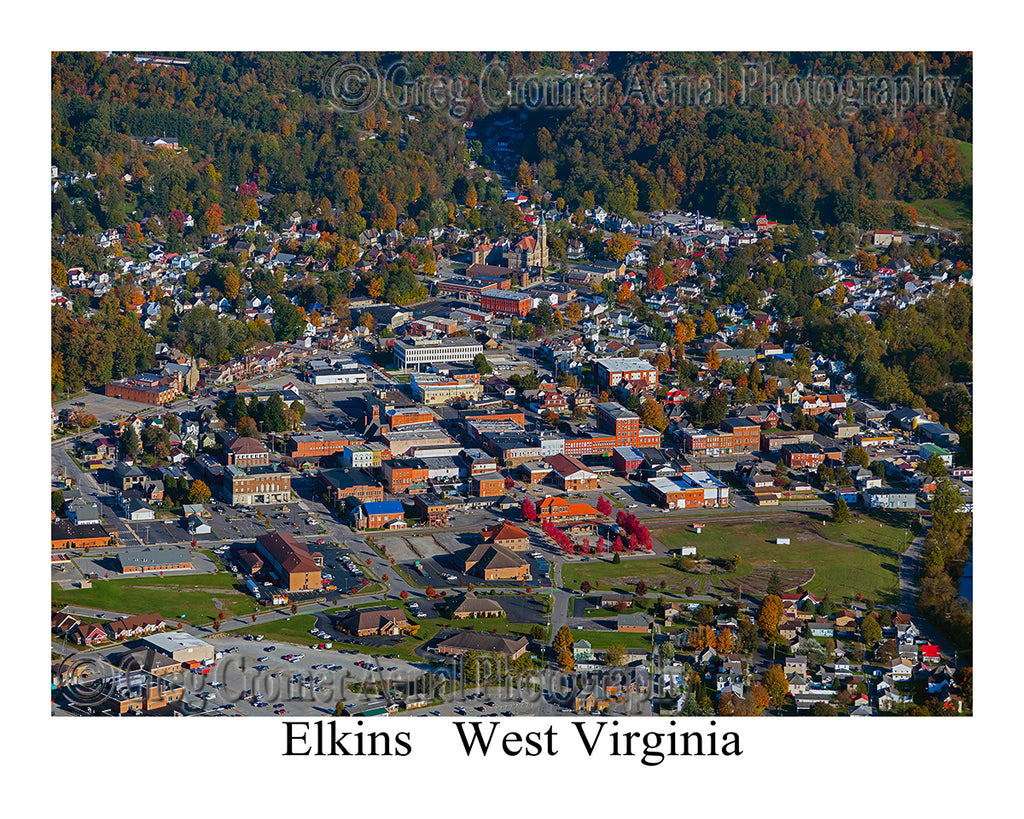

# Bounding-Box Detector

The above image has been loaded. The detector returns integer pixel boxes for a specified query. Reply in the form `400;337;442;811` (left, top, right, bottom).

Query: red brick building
682;429;734;456
480;291;533;317
471;472;507;497
596;402;641;446
288;432;362;460
720;417;762;453
782;442;827;469
226;436;270;466
105;373;179;405
545;453;600;491
51;521;112;550
383;459;430;493
537;496;600;524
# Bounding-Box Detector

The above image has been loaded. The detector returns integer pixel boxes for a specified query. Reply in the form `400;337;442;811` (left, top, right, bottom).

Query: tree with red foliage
521;498;537;522
504;475;515;490
596;496;613;516
646;267;666;292
613;537;624;553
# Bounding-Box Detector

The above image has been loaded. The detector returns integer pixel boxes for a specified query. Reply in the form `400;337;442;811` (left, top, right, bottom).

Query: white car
628;504;638;508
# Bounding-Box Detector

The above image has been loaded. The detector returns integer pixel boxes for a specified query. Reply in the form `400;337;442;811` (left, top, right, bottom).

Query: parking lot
205;502;328;541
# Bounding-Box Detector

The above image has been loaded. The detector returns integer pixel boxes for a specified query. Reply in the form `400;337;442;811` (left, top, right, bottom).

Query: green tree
262;393;288;433
831;497;850;524
472;353;493;375
51;490;66;515
861;613;882;645
923;453;948;478
121;425;140;460
844;445;870;468
766;569;783;597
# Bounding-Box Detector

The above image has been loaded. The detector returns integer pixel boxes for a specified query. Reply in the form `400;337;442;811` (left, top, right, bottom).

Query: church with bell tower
506;211;549;271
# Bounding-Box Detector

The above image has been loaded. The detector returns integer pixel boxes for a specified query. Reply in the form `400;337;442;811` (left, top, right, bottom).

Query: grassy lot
654;511;911;605
51;575;261;623
571;629;655;651
907;197;972;230
564;511;912;606
561;557;679;592
955;139;973;183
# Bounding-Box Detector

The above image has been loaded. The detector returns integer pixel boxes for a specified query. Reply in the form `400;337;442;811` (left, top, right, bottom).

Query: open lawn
571;630;655;651
907;197;972;230
51;575;261;624
566;512;912;606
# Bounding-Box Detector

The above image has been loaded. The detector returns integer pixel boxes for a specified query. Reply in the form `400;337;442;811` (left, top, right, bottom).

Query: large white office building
393;337;483;370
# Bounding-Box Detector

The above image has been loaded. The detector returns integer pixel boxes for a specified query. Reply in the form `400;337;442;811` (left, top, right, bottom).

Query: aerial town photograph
49;50;974;721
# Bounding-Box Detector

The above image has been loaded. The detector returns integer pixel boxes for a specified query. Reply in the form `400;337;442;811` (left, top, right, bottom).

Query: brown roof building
335;607;418;637
451;592;506;620
462;542;530;581
435;631;528;660
478;521;531;551
544;453;600;491
226;436;271;466
254;531;322;591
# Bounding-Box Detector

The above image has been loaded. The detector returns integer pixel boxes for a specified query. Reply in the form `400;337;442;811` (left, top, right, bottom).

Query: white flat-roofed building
394;337;484;370
142;631;215;663
308;367;367;385
595;357;659;389
342;445;375;469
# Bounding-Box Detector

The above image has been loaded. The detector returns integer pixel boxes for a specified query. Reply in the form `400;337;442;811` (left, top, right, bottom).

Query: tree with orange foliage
748;684;771;714
715;627;734;653
124;222;143;245
52;260;67;289
368;277;383;300
608;233;634;262
689;624;715;651
764;664;789;708
241;198;259;221
616;281;633;306
705;347;721;371
205;203;223;234
343;169;360;200
757;594;783;638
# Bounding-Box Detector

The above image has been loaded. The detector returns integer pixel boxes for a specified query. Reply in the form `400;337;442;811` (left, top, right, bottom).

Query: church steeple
537;209;548;268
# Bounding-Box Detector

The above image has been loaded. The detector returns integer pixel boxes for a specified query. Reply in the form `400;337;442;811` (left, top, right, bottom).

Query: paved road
897;519;960;663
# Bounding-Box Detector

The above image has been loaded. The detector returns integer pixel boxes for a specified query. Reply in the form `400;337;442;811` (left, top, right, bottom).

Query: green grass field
51;574;261;623
907;197;972;230
571;630;655;651
565;512;912;606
